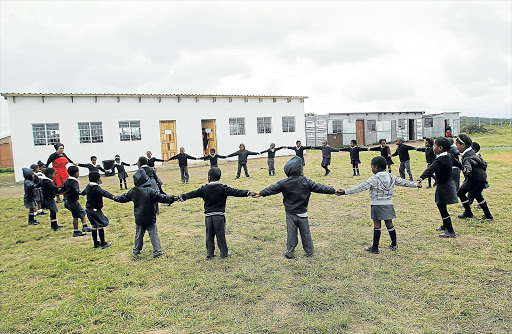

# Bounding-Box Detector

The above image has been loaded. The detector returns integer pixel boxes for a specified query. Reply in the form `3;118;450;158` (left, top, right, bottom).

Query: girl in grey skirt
340;156;419;254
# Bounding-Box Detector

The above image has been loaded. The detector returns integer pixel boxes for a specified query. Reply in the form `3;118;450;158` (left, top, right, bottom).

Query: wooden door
159;121;177;163
356;120;365;145
201;119;217;155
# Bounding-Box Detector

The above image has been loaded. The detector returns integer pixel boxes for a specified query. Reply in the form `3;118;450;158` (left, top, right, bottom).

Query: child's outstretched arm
178;187;204;202
247;150;260;156
258;182;283;197
307;180;336;195
150;191;175;205
224;185;255;198
113;192;132;203
226;151;239;158
394;176;419;188
343;177;374;195
417;160;440;184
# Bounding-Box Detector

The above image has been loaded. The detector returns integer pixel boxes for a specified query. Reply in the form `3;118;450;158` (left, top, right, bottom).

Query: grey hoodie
344;171;417;205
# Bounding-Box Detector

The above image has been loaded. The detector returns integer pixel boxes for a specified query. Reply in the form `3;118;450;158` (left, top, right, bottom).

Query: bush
460;124;494;134
0;167;14;173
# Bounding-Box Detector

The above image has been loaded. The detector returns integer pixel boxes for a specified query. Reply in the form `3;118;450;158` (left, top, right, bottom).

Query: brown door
356;120;365;145
159;121;177;163
201;119;217;155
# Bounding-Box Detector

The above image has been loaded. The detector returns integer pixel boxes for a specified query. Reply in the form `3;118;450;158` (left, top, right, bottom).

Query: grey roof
1;92;307;99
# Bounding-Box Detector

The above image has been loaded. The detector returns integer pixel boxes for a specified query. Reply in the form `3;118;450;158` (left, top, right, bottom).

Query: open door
408;119;415;140
201;119;217;155
356;120;365;145
159;121;177;163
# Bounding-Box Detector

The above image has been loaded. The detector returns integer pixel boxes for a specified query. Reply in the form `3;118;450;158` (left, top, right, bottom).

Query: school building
422;112;460;138
305;111;425;147
0;135;14;168
2;93;307;181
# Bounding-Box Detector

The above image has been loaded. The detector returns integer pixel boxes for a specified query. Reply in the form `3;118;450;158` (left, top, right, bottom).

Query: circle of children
22;134;492;258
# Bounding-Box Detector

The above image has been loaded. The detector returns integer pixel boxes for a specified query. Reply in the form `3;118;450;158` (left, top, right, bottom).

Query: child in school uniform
391;137;416;181
40;168;63;231
260;143;285;176
286;140;312;175
146;151;166;167
447;138;461;191
80;171;115;249
23;167;41;225
340;156;419;253
416;137;436;188
254;156;340;259
340;139;369;176
113;155;130;189
78;156;108;183
198;148;226;169
145;151;166;193
467;142;488;209
227;143;260;179
417;137;464;238
34;161;47;216
114;169;176;258
61;165;91;237
455;134;493;221
312;140;340;176
369;139;393;173
177;167;255;259
168;147;197;184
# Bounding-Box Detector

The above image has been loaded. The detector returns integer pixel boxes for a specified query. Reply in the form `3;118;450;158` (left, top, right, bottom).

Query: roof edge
1;93;308;99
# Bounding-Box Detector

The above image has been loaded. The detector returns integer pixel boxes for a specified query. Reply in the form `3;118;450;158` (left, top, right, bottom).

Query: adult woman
46;143;76;202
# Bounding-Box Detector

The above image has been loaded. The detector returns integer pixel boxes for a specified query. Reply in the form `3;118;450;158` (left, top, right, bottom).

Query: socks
442;216;455;234
98;229;106;244
92;230;98;243
462;201;473;217
28;211;35;223
388;167;392;173
356;168;360;176
372;228;381;249
479;200;493;218
120;181;123;189
388;227;397;246
353;168;357;176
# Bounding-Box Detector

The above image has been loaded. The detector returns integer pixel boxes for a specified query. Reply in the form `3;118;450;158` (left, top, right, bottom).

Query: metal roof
1;92;308;99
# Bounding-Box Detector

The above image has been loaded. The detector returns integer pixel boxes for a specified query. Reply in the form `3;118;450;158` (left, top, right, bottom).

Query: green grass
1;131;511;333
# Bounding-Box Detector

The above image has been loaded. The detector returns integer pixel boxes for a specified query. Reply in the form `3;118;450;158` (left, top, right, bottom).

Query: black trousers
236;162;249;177
205;215;229;257
458;180;485;204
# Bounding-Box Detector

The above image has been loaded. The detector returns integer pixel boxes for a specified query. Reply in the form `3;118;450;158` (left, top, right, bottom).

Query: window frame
332;119;343;133
32;123;60;146
78;121;104;144
229;118;246;136
119;120;142;141
257;117;272;134
424;118;433;128
367;120;377;132
282;116;296;133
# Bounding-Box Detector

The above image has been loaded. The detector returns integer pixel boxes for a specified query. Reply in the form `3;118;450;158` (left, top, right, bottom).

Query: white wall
8;95;306;181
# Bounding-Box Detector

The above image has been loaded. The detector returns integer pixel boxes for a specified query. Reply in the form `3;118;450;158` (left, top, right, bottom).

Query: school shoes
478;214;494;221
438;232;456;238
28;220;40;225
426;185;432;189
220;251;231;259
38;211;47;215
73;231;86;237
283;253;295;259
457;212;473;219
153;252;165;258
436;225;446;231
206;254;216;260
94;241;100;248
101;242;112;249
388;244;398;251
364;246;379;254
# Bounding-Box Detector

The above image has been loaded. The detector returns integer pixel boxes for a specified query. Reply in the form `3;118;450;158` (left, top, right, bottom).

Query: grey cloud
352;81;415;102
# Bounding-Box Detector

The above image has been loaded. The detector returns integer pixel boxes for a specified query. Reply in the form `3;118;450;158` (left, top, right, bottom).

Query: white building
305;111;424;147
2;93;307;181
422;112;460;138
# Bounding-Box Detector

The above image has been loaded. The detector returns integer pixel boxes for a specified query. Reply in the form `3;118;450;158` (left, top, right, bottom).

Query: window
282;116;295;132
367;120;376;132
332;119;342;133
119;121;141;141
78;122;103;143
424;118;433;128
229;118;245;135
398;119;405;129
32;123;60;146
257;117;272;134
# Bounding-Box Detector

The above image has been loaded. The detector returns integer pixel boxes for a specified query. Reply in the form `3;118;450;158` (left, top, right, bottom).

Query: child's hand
252;192;261;198
335;188;345;195
416;180;422;188
463;168;471;175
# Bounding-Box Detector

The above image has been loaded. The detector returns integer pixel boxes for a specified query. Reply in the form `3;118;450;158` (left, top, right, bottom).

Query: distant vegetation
460;124;494;135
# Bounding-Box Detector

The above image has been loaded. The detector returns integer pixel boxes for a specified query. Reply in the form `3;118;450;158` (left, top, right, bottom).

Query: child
78;156;108;183
40;168;63;231
80;171;115;249
138;156;164;213
455;134;493;220
61;165;91;237
417;137;464;238
416;137;436;188
260;143;285;176
113;154;130;189
254;157;340;259
369;139;393;173
311;140;340;176
146;151;166;167
114;169;176;258
340;139;369;176
340;156;419;253
177;167;255;259
286;140;312;175
23;167;40;225
198;148;226;169
227;143;260;179
391;137;416;181
447;138;461;191
468;142;488;208
34;161;47;216
168;147;197;184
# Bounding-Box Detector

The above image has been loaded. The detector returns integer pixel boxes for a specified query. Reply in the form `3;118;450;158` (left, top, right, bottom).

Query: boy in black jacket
114;169;176;258
113;154;130;189
286;140;311;175
40;168;63;231
369;139;393;173
199;148;226;169
227;143;260;179
61;165;91;237
81;171;115;249
177;167;255;259
168;147;197;184
312;140;340;176
261;143;284;176
23;167;40;225
340;139;369;176
391;137;416;181
254;157;341;259
416;137;436;188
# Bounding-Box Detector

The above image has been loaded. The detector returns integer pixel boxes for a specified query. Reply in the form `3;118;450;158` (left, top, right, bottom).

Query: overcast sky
1;0;511;136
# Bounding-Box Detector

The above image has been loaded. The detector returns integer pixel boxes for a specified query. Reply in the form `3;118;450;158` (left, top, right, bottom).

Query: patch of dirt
456;234;490;251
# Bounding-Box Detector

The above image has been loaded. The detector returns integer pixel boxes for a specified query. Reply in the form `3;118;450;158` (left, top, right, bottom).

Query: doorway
356;120;365;145
159;120;177;163
408;119;415;140
201;119;217;155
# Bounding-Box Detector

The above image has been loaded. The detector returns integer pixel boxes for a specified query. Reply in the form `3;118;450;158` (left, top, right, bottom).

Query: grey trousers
205;215;229;257
399;160;413;180
285;214;314;257
133;224;163;256
267;158;275;174
236;162;249;177
180;166;189;183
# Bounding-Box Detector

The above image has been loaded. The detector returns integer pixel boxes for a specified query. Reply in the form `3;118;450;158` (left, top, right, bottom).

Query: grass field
1;129;511;333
